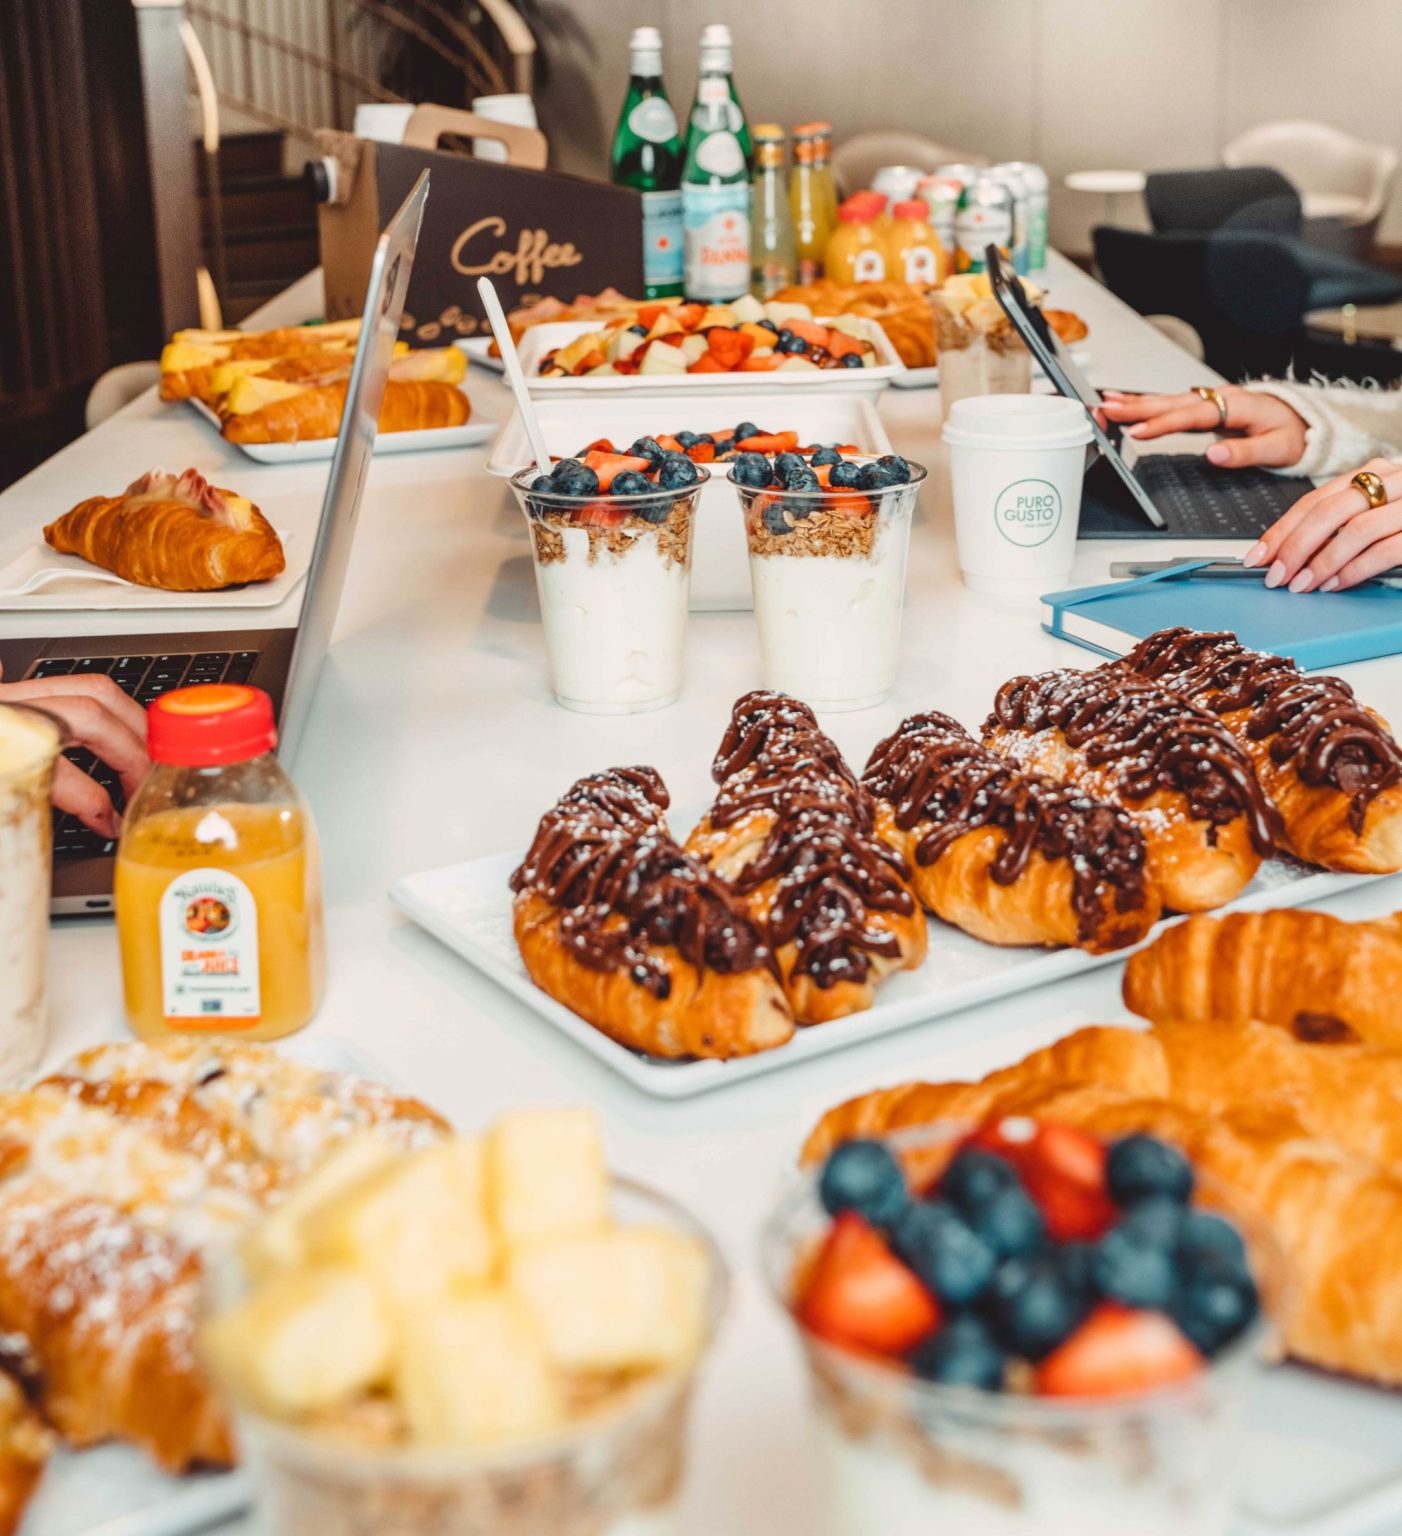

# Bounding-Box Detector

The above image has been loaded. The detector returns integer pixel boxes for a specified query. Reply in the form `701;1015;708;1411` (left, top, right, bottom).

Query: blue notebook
1042;562;1402;670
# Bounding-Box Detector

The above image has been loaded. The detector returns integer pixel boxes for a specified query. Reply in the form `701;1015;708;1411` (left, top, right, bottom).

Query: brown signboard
316;107;644;347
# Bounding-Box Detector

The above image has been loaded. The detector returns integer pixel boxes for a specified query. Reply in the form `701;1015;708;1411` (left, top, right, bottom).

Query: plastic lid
892;199;929;220
753;122;784;140
148;684;278;767
838;191;883;221
942;394;1094;451
629;25;662;49
700;23;732;46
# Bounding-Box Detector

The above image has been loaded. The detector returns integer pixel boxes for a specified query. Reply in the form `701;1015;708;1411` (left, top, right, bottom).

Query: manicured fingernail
1242;542;1267;567
1320;576;1340;592
1206;443;1229;464
1102;390;1123;399
1289;568;1315;593
1264;561;1287;588
1126;423;1145;437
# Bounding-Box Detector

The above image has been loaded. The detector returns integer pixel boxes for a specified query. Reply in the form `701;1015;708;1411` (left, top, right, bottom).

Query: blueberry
968;1183;1045;1261
857;463;900;492
818;1139;909;1228
550;458;600;497
1176;1209;1250;1279
712;437;736;458
734;420;762;442
731;452;774;489
787;468;820;495
775;329;808;354
1169;1253;1259;1357
656;454;699;490
891;1201;997;1306
987;1253;1093;1361
1106;1135;1194;1207
829;460;865;490
756;319;779;334
628;322;649;335
838;352;865;367
674;430;702;449
627;436;666;466
637;497;673;525
609;470;654;497
530;472;557;492
1093;1225;1178;1310
762;501;793;537
910;1313;1006;1390
876;453;913;484
772;451;809;488
810;445;842;467
941;1148;1019;1219
1116;1195;1187;1252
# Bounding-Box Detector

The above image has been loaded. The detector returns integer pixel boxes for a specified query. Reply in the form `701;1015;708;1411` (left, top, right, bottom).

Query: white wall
539;0;1402;251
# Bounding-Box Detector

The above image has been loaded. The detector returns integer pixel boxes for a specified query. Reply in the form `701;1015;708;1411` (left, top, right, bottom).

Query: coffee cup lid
942;394;1093;451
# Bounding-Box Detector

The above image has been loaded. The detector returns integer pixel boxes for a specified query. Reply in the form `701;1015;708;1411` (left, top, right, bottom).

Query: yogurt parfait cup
763;1124;1284;1536
732;461;926;712
509;466;708;714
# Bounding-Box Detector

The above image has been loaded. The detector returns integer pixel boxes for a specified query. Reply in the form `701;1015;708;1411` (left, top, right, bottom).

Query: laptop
984;245;1315;540
0;170;430;915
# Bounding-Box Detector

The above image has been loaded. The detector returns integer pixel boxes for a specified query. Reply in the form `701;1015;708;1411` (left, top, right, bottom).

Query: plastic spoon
477;276;553;478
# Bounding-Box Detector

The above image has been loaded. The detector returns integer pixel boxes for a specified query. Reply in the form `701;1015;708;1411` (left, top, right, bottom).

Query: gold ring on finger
1192;385;1228;429
1351;469;1388;510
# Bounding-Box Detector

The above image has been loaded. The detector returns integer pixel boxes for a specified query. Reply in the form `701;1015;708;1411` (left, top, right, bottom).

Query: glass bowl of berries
763;1119;1284;1536
509;454;708;714
727;452;927;711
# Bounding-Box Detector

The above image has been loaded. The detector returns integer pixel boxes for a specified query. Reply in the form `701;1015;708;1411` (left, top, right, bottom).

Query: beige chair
84;362;162;431
1223;120;1398;256
830;131;986;199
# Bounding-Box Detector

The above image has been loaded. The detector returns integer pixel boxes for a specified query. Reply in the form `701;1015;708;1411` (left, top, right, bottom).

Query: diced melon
679;334;709;364
730;293;764;324
608;329;646;363
639;340;688;375
487;1107;609;1250
762;301;813;325
827;316;872;340
778;355;821;372
697;305;738;330
585;362;618;375
649;314;686;338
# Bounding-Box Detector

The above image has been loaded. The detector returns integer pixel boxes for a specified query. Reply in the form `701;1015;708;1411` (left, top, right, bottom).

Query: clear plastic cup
509;467;708;714
207;1177;729;1536
731;462;926;712
762;1125;1284;1536
0;704;63;1083
933;301;1033;423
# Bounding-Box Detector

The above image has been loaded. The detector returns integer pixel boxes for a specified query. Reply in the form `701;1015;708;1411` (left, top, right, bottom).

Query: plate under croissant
186;397;496;462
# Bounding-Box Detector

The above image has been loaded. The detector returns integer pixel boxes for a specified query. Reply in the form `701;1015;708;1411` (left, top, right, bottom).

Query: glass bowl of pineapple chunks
201;1107;727;1536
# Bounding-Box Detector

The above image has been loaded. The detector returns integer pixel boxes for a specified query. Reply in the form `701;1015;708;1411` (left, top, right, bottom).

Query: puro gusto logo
450;216;583;287
994;478;1061;547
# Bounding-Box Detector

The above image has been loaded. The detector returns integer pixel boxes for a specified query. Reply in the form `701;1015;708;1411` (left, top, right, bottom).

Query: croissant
44;468;285;591
158;321;361;402
0;1375;50;1536
861;711;1160;952
1117;628;1402;872
803;1040;1402;1385
684;693;927;1024
511;767;794;1059
983;669;1279;911
222;378;469;444
1123;908;1402;1047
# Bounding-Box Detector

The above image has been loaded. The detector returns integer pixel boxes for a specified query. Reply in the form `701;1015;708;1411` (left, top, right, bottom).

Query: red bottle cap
893;199;930;220
147;684;278;766
838;192;883;222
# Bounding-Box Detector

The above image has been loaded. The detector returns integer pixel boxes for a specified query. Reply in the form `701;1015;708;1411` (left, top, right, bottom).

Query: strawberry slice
827;493;874;519
1022;1124;1115;1242
576;501;630;528
797;1213;940;1356
581;450;653;491
1037;1305;1202;1397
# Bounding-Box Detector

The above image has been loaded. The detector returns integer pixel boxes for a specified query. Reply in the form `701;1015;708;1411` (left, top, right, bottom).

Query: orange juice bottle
115;684;324;1042
887;199;941;285
824;193;888;284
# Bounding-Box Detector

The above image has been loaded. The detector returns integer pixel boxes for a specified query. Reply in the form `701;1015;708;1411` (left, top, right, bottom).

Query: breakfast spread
203;1106;719;1536
44;468;286;590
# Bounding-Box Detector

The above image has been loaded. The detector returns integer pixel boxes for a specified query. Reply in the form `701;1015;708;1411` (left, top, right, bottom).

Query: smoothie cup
732;462;926;712
510;467;707;714
0;704;63;1082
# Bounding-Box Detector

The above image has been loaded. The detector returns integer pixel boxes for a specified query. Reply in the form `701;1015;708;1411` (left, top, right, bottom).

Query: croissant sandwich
684;692;927;1024
1117;627;1402;872
221;376;469;444
511;766;794;1059
862;711;1160;952
158;320;361;402
983;669;1279;912
44;468;285;591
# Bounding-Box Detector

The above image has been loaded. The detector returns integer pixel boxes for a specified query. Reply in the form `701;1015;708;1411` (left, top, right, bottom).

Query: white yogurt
0;705;61;1083
748;505;912;711
531;523;691;714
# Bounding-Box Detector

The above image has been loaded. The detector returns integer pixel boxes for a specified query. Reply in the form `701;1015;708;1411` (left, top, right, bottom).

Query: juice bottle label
159;866;261;1028
852;246;885;283
641;189;684;290
683;183;750;300
902;243;938;284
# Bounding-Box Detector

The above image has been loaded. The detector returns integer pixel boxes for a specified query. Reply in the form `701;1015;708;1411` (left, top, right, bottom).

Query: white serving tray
486;394;893;612
458;336;504;373
390;804;1389;1101
891;344;1092;390
186;397;495;461
516;318;906;399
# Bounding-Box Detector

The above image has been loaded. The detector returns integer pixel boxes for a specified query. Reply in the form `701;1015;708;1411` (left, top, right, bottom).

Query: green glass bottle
681;23;751;302
610;26;684;299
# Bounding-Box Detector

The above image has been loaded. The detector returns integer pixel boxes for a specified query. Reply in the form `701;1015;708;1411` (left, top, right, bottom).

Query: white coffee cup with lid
471;93;538;163
942;394;1093;595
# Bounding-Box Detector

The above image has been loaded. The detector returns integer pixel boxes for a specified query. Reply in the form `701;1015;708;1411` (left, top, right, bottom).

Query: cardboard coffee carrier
316;105;645;345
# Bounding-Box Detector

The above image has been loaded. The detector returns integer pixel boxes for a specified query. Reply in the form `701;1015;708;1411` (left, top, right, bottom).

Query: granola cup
509;467;709;715
763;1125;1284;1536
210;1178;729;1536
732;463;926;712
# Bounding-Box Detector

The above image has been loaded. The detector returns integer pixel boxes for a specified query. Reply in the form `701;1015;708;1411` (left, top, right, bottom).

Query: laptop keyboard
1134;454;1305;538
26;650;258;862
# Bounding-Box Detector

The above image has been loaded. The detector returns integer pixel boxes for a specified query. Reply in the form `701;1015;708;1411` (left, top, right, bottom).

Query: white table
5;253;1400;1535
1065;168;1148;227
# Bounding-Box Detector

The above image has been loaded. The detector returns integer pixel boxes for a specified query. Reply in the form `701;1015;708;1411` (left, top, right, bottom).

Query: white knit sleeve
1240;379;1402;478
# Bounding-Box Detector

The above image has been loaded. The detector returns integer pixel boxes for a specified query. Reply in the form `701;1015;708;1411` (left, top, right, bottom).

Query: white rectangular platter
515;318;905;399
186;397;496;461
891;344;1092;390
390;805;1388;1101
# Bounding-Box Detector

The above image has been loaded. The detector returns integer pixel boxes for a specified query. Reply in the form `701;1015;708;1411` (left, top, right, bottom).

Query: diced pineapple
679;334;709;364
729;293;764;324
762;301;813;325
244;1133;402;1275
304;1139;499;1313
223;373;307;415
511;1227;707;1373
638;340;688;376
697;305;738;330
487;1107;609;1249
396;1289;562;1446
160;339;224;373
202;1264;393;1417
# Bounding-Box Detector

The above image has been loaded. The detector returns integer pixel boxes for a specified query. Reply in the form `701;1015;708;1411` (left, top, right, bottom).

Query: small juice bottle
887;199;941;285
115;684;325;1042
824;193;888;284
